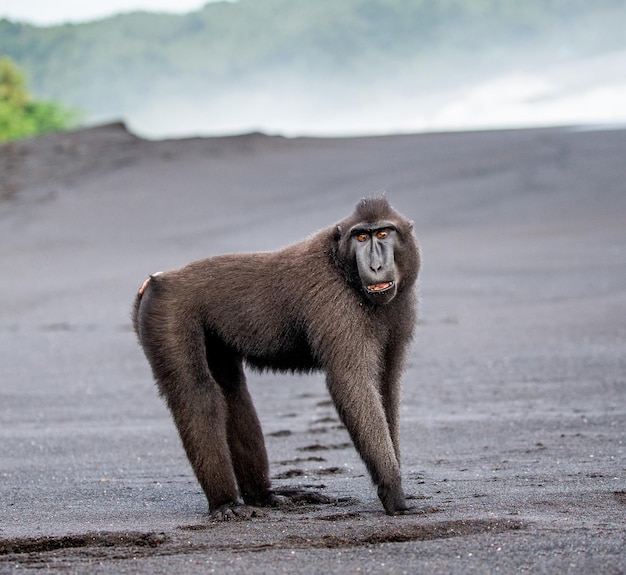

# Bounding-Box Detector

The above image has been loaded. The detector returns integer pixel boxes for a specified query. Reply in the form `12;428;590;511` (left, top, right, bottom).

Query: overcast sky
0;0;221;26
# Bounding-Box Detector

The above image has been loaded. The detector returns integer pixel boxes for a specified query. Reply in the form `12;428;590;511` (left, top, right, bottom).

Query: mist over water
127;48;626;139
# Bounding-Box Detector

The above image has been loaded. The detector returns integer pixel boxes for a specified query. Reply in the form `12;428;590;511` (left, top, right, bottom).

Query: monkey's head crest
355;196;393;222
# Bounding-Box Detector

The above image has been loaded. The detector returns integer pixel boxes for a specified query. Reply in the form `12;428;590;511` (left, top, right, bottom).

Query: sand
0;123;624;573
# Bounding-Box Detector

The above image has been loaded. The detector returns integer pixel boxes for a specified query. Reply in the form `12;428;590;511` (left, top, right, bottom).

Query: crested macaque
133;197;420;518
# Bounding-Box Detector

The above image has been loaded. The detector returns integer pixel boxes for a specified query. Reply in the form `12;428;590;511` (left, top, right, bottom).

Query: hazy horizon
123;47;626;139
2;1;625;139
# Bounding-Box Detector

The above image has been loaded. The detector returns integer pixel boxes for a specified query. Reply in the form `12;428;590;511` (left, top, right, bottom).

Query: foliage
0;56;29;107
0;56;80;141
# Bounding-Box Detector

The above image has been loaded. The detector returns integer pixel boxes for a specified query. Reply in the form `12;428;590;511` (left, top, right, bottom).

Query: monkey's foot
209;501;263;521
266;488;336;507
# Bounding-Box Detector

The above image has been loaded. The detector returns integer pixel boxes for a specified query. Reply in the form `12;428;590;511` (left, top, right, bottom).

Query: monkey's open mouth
366;281;394;293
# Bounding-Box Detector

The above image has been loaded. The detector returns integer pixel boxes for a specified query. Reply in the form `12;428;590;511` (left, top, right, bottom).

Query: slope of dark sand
0;124;624;573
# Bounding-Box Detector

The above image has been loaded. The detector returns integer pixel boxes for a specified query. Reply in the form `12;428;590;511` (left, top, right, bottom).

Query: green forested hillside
1;0;624;132
0;57;79;141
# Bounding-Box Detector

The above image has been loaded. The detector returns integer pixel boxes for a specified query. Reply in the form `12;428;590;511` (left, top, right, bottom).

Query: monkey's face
349;221;399;305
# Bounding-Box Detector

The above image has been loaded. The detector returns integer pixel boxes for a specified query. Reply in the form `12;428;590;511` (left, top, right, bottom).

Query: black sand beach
1;124;625;573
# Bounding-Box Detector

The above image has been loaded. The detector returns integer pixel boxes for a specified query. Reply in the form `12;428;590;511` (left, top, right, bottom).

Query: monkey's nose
369;257;383;272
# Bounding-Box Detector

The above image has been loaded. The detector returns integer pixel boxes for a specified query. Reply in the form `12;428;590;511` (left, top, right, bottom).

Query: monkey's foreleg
326;373;408;515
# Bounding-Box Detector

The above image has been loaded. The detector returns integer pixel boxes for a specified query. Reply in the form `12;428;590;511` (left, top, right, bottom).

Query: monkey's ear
408;220;414;231
334;225;343;240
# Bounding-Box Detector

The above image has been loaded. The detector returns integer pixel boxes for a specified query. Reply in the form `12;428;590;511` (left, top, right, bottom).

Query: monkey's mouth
366;281;395;293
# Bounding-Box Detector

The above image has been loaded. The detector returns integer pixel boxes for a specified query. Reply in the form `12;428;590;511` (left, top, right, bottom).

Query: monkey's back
134;230;341;374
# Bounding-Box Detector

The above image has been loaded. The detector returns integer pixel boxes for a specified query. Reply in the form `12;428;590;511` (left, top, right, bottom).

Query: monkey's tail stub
139;271;164;295
132;271;164;337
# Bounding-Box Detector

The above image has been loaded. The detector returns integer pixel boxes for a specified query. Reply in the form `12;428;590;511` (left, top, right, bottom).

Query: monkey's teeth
368;282;393;292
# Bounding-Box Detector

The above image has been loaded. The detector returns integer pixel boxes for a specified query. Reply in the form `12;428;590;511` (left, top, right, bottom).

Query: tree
0;56;80;142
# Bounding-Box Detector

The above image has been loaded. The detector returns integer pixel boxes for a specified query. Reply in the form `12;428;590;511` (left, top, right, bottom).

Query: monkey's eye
376;230;389;240
356;233;369;242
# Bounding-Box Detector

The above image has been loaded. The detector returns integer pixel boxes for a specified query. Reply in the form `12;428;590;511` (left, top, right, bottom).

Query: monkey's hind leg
144;322;249;519
215;356;273;506
167;378;247;519
214;353;336;510
225;385;336;508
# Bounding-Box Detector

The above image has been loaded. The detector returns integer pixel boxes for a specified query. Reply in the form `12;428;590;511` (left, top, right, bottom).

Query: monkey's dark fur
133;197;420;518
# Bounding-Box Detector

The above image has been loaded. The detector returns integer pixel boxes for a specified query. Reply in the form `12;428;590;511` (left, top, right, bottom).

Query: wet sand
0;124;625;573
